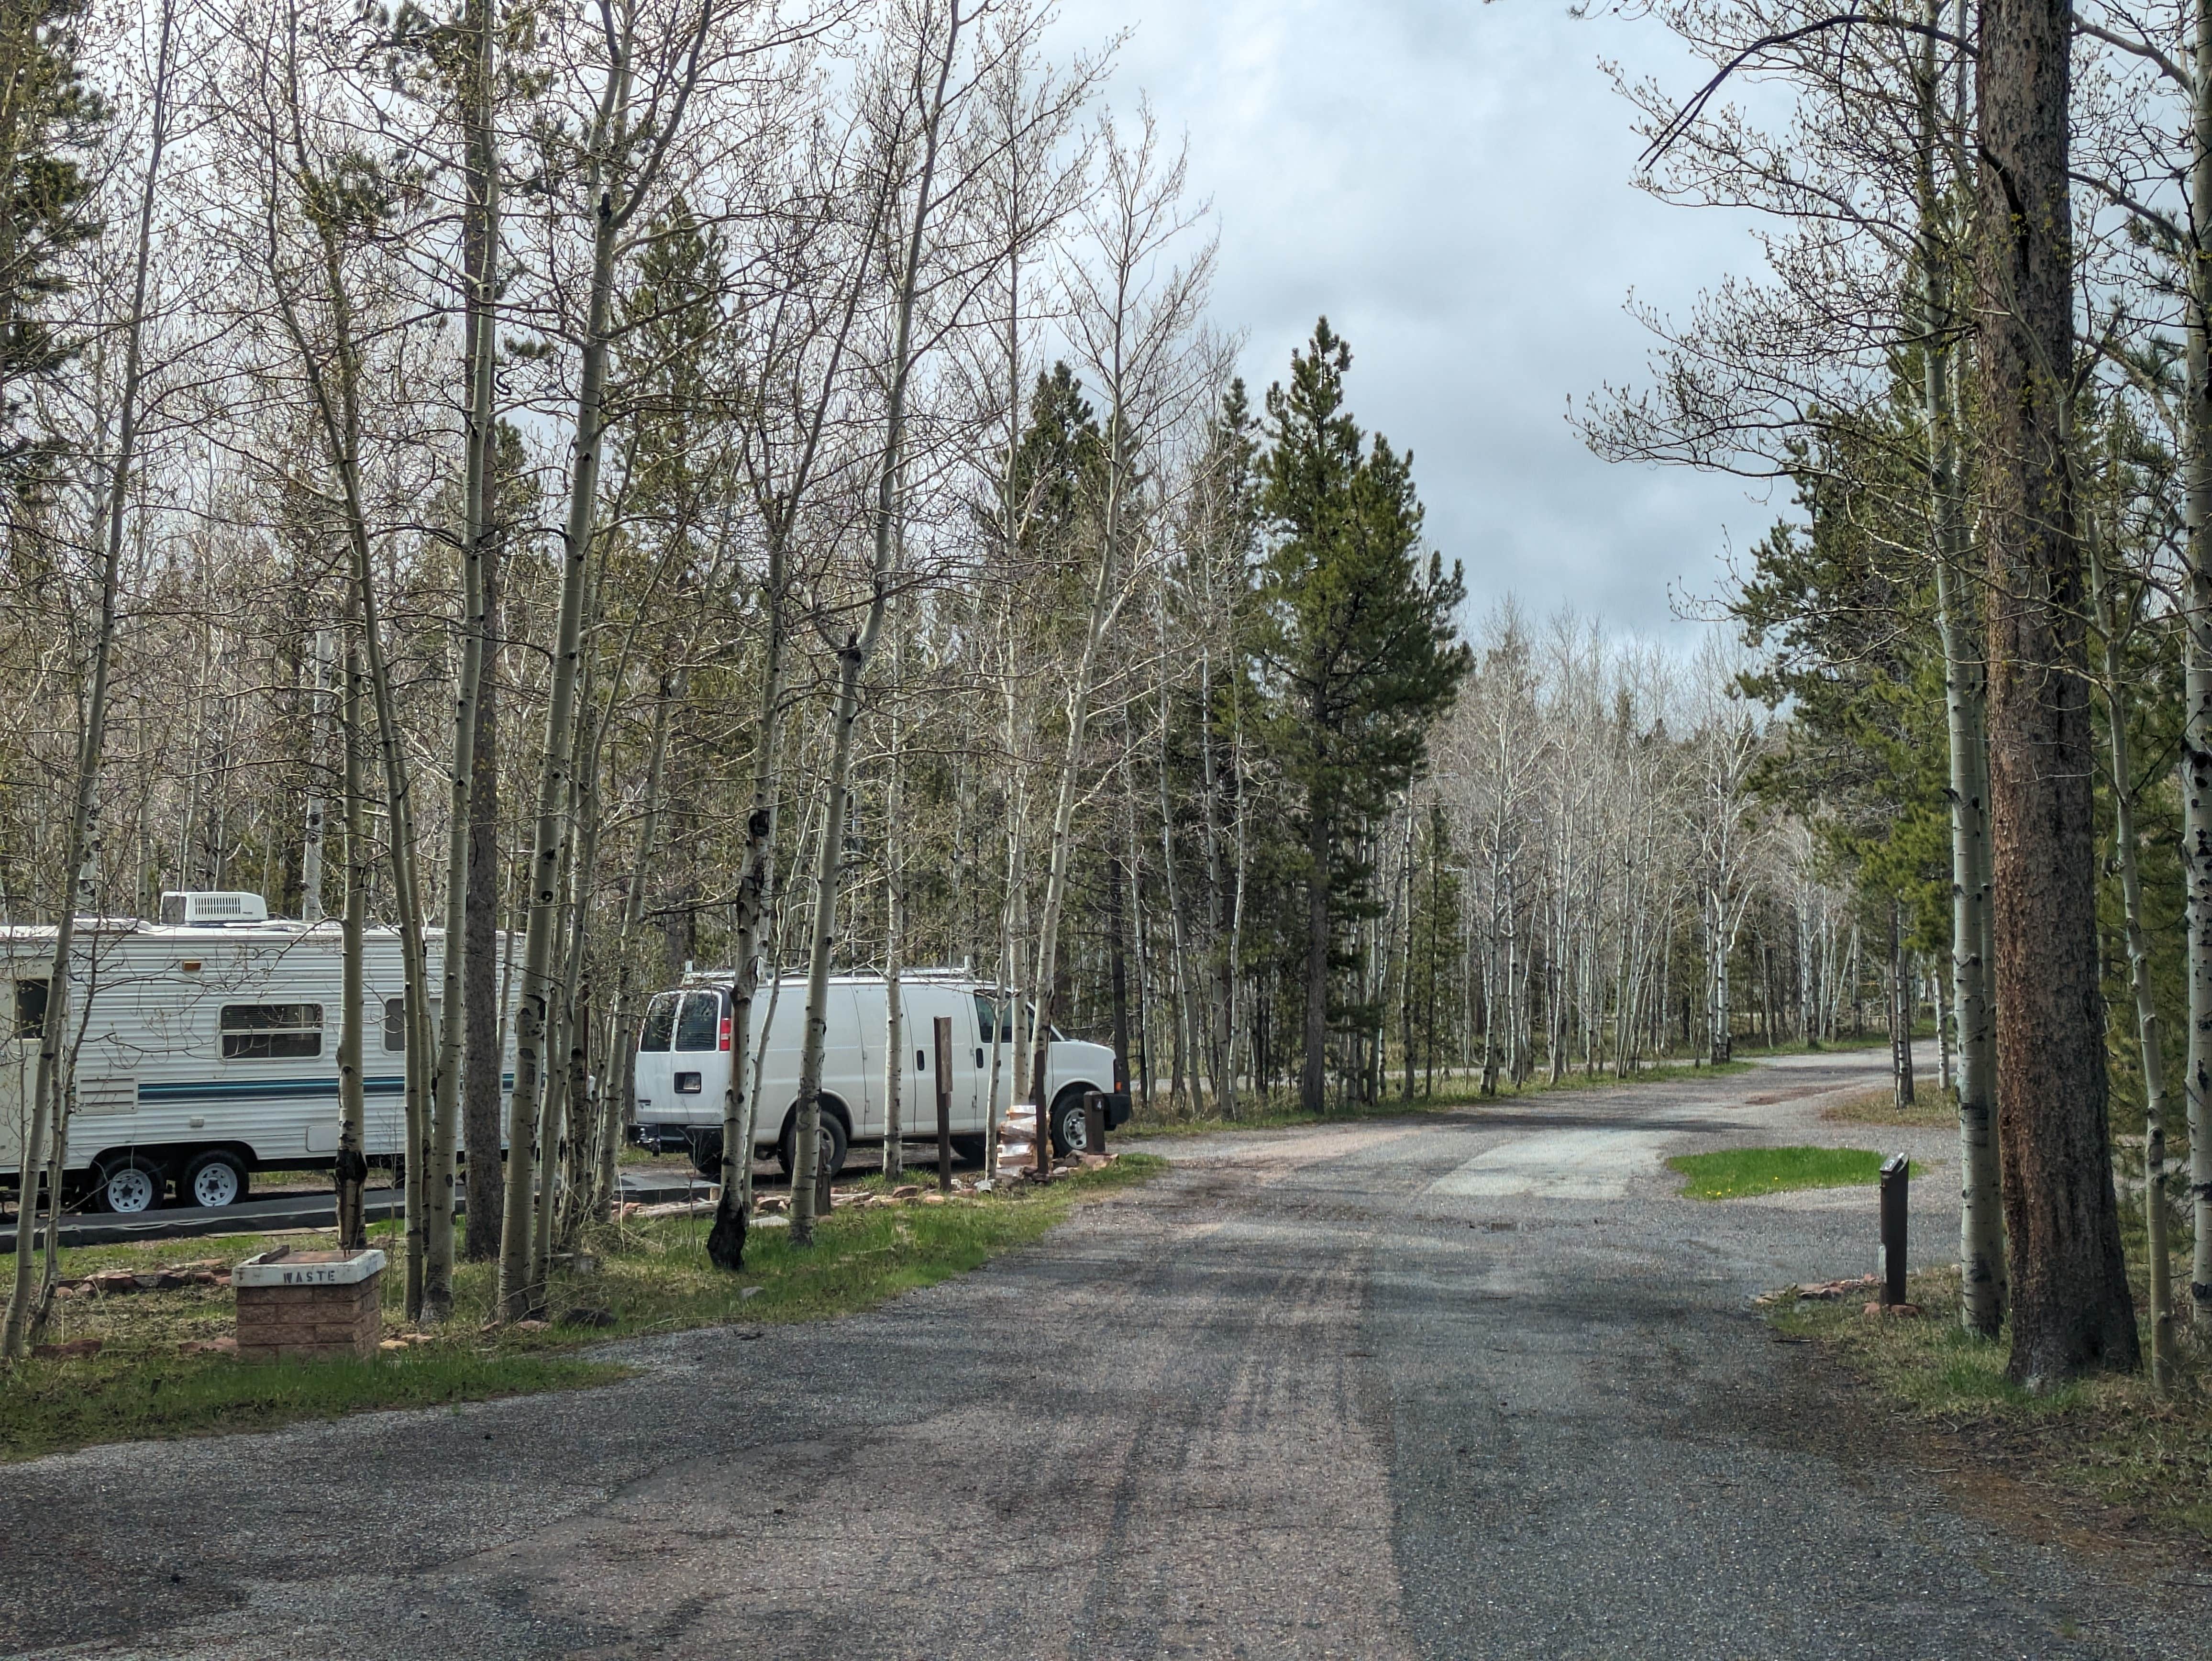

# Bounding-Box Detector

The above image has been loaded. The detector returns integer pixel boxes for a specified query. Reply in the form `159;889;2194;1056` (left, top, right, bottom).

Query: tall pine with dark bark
1251;320;1469;1116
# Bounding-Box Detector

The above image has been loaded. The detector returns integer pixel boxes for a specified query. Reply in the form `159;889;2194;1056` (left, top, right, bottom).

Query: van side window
640;993;679;1052
973;992;1006;1045
221;1003;323;1060
675;991;720;1052
382;996;444;1053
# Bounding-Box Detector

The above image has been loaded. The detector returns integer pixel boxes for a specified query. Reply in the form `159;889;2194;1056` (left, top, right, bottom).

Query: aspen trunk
2182;0;2212;1331
424;0;499;1321
790;5;961;1245
335;629;369;1252
300;630;330;923
0;0;173;1355
1917;0;2005;1336
2091;535;2175;1387
498;48;629;1319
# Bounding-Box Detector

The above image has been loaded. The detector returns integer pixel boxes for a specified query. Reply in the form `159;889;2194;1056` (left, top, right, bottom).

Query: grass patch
1667;1144;1916;1200
0;1154;1164;1462
1820;1087;1956;1129
1770;1267;2212;1541
1122;1057;1758;1140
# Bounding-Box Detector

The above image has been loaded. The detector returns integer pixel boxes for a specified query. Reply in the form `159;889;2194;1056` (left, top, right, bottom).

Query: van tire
777;1108;848;1182
182;1149;248;1208
950;1134;986;1166
1047;1088;1092;1157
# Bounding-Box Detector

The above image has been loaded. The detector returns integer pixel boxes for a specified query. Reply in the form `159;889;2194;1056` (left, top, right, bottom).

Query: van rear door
669;990;729;1124
632;992;680;1129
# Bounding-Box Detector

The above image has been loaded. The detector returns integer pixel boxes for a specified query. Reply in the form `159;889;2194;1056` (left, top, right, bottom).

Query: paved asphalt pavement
4;1047;2208;1659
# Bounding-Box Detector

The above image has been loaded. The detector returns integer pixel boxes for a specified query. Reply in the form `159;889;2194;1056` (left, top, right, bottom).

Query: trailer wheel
91;1154;165;1215
183;1149;248;1209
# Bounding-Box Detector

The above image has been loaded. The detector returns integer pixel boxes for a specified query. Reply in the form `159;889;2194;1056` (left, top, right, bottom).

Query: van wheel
1048;1089;1091;1157
777;1110;849;1182
182;1149;248;1208
92;1155;166;1215
950;1134;986;1166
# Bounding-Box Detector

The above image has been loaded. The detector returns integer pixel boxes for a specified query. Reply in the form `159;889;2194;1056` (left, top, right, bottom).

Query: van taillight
719;1016;731;1052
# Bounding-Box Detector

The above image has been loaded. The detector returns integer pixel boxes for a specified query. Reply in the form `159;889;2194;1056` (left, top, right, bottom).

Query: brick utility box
233;1247;387;1362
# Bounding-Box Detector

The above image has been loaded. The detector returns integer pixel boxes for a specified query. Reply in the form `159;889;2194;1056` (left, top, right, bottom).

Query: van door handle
974;1048;984;1068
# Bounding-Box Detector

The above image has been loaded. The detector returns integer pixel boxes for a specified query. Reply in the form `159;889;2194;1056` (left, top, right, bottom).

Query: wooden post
1084;1090;1105;1157
815;1142;832;1219
933;1015;953;1194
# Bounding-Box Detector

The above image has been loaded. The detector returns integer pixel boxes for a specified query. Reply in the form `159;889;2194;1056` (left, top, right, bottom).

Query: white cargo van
0;891;513;1215
631;971;1125;1176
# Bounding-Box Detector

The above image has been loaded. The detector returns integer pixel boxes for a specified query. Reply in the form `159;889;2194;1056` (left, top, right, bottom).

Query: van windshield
675;991;720;1052
640;993;678;1052
973;992;1063;1044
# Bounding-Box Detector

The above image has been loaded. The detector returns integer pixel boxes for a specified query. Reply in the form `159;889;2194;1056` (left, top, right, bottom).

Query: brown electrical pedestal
233;1247;387;1362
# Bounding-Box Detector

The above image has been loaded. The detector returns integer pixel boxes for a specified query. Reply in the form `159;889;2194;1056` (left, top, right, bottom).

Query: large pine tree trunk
462;534;502;1261
1977;0;2140;1383
1301;768;1330;1117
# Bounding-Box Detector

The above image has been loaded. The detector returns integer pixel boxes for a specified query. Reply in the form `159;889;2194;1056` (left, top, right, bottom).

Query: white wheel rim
192;1162;240;1207
1063;1110;1087;1152
106;1168;157;1213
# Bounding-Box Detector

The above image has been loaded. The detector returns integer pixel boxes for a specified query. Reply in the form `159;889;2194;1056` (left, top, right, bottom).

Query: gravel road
4;1047;2205;1660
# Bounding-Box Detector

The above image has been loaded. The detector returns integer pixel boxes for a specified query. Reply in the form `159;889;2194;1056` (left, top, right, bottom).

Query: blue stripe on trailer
136;1077;407;1101
133;1073;516;1104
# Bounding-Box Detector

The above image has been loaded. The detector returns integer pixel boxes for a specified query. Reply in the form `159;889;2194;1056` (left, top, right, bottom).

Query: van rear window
675;992;720;1052
640;993;678;1052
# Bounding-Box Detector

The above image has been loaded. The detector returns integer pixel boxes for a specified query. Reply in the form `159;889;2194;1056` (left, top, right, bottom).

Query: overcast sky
1046;0;1778;647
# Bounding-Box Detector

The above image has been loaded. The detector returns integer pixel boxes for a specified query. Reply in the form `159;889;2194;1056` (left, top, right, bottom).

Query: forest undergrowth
1770;1193;2212;1545
0;1155;1163;1463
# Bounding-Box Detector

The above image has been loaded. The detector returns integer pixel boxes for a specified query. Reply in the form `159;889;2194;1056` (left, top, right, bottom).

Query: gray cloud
1048;0;1781;643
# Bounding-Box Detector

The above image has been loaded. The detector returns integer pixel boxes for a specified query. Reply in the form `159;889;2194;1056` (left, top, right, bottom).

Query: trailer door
0;977;42;1172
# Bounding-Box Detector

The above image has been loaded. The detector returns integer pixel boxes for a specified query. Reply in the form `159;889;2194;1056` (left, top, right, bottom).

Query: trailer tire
182;1149;248;1209
777;1107;848;1182
91;1154;166;1215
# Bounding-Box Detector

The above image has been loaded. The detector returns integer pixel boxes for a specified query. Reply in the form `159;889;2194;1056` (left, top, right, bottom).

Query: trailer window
675;992;720;1052
382;996;444;1053
640;993;679;1052
221;1003;323;1060
11;978;46;1042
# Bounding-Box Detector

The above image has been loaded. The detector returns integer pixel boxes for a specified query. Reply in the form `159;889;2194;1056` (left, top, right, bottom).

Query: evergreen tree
1250;319;1469;1114
0;0;104;479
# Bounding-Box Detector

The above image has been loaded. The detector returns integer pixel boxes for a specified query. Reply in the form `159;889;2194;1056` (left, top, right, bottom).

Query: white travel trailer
0;891;511;1216
631;971;1126;1177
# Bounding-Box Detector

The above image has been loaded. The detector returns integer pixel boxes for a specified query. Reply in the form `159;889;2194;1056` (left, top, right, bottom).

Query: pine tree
0;0;104;478
1250;319;1470;1114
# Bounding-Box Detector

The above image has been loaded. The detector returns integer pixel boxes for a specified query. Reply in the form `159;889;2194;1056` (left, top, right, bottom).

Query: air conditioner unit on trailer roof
159;891;270;927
